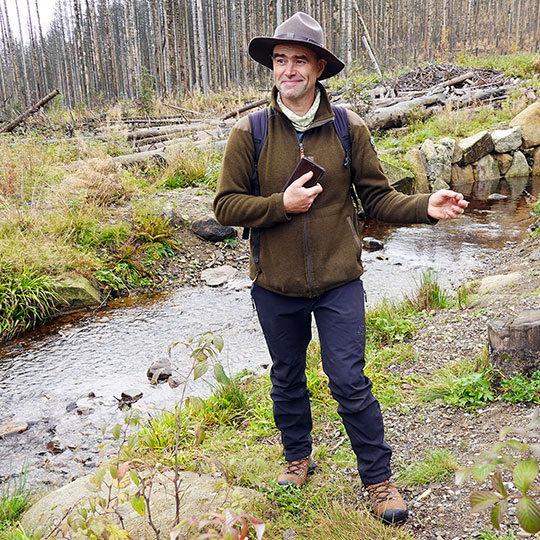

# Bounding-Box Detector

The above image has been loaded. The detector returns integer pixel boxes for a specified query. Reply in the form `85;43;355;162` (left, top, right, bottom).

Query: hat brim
248;36;345;80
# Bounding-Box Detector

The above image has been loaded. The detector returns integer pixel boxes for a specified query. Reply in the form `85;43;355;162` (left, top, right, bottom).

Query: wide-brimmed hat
248;12;345;80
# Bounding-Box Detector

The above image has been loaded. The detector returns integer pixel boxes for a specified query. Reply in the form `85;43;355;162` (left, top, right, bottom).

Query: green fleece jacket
214;84;434;297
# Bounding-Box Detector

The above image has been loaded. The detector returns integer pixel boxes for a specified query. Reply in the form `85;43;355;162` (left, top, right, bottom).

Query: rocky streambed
1;181;540;540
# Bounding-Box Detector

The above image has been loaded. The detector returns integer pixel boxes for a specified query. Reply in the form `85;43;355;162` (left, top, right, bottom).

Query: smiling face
272;43;327;115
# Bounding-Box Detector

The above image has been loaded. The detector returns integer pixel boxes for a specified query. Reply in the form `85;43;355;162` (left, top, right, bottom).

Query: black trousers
251;278;392;486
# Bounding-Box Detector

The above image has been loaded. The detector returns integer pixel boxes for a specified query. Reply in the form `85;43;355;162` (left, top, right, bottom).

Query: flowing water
1;178;539;488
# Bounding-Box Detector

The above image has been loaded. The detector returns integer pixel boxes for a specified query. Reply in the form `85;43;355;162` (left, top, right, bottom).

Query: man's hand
427;189;469;220
283;171;323;213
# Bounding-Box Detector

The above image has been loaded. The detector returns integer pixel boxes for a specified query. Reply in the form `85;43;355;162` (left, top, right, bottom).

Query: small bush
365;300;416;347
499;371;540;403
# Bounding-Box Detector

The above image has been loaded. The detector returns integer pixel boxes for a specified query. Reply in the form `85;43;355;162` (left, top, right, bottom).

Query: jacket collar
270;82;335;130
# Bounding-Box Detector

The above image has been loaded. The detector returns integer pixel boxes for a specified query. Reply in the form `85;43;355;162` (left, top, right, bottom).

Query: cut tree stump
488;309;540;378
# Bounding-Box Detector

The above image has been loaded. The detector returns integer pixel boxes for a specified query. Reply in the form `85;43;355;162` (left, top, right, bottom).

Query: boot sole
378;508;409;525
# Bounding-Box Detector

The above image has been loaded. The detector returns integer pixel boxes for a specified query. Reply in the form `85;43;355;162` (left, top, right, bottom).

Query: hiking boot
367;479;408;524
276;456;316;487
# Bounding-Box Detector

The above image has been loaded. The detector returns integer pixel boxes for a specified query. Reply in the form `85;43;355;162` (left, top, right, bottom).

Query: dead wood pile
384;63;513;92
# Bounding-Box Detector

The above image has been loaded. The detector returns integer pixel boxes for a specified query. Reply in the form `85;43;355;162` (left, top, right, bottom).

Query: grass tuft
161;146;222;190
406;269;451;311
0;473;31;540
398;448;459;486
0;264;60;342
415;352;495;410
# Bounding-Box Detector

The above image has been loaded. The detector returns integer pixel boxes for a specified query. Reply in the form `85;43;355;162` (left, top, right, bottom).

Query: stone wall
384;101;540;197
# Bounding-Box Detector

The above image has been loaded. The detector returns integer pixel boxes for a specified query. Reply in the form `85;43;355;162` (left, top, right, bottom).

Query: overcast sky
6;0;57;39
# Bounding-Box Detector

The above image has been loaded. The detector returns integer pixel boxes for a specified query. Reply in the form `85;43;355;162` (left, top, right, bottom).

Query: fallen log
112;148;169;165
163;103;202;116
364;84;512;130
0;89;60;133
127;122;217;140
221;98;269;121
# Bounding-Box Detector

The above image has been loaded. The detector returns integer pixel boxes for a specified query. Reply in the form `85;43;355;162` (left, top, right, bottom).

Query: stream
1;177;539;489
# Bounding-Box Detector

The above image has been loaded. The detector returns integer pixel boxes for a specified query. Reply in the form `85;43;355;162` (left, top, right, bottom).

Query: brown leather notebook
282;156;326;191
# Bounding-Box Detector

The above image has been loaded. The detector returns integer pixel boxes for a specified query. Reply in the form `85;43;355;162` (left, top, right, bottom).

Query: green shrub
500;371;540;404
365;300;416;347
416;356;495;410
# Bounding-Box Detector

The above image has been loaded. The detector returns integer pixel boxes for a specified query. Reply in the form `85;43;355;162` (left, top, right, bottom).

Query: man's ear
317;58;327;78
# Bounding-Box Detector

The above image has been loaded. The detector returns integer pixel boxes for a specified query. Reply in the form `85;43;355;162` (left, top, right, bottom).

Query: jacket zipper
298;137;315;296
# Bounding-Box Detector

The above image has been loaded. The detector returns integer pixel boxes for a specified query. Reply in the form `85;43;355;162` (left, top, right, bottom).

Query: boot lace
367;480;398;504
284;458;309;477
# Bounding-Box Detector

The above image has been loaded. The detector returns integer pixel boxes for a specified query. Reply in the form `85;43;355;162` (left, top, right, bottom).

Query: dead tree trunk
0;88;59;133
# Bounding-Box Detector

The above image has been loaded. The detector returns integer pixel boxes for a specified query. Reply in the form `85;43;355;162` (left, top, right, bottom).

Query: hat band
274;33;324;48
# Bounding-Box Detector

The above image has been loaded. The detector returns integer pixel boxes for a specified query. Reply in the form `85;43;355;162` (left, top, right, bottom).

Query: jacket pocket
346;215;363;258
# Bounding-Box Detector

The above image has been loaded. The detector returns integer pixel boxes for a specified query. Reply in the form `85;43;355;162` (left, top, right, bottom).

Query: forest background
1;0;540;114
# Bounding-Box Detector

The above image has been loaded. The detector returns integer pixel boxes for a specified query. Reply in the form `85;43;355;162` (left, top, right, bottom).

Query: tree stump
488;309;540;378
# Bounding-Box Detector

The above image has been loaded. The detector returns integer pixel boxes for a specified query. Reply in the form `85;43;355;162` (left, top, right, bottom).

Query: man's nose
284;62;296;76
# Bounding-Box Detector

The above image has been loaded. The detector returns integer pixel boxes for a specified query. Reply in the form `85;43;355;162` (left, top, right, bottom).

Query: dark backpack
242;105;358;259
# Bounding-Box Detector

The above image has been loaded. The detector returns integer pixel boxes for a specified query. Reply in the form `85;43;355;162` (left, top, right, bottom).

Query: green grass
0;264;60;342
0;474;32;540
398;449;459;486
457;52;540;78
415;353;495;410
161;146;222;190
365;300;417;347
406;269;452;311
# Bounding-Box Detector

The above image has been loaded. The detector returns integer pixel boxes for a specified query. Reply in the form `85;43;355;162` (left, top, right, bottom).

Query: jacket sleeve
213;117;290;228
348;111;435;224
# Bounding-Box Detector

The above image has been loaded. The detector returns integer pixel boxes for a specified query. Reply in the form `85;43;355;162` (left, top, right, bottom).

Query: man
214;12;468;525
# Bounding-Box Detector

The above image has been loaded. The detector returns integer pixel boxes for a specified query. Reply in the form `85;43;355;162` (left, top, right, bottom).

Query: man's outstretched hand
427;189;469;220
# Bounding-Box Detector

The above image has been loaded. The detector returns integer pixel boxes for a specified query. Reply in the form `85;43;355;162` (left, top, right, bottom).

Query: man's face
272;43;326;112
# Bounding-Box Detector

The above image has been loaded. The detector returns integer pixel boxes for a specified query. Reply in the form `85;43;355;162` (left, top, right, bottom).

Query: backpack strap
242;107;269;264
331;105;352;169
332;105;363;219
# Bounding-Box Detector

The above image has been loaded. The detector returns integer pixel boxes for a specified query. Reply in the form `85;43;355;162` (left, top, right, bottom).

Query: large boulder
379;159;414;194
473;154;500;181
438;137;463;164
404;148;429;193
458;131;494;166
494;153;514;175
491;126;523;153
55;275;101;308
201;265;237;286
192;218;236;242
505;151;530;178
22;470;261;540
450;164;475;186
478;271;522;294
420;139;452;189
510;102;540;148
488;309;540;378
533;147;540;176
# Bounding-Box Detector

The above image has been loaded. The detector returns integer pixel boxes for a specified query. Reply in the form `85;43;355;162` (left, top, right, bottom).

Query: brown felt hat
248;12;345;80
